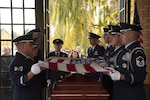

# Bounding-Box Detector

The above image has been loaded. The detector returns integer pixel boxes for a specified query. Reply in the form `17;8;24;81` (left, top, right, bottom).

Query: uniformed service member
26;28;43;62
102;27;115;98
87;32;105;58
109;25;124;69
48;39;68;57
86;32;105;81
103;27;114;62
108;22;147;100
47;39;68;91
9;34;46;100
106;25;124;100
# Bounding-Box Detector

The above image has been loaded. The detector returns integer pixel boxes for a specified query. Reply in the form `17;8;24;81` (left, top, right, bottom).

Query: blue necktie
56;52;59;56
89;48;93;56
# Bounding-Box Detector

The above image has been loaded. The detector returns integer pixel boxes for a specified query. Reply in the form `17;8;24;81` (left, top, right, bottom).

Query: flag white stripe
62;59;70;64
38;57;110;73
38;60;49;68
75;64;87;73
57;63;68;72
96;66;108;72
90;63;99;71
90;63;108;72
50;58;58;63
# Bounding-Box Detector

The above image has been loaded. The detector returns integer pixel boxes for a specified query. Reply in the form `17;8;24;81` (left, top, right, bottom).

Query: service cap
26;28;41;35
120;22;142;32
89;32;101;39
103;28;110;34
53;39;64;45
13;34;34;44
109;25;121;35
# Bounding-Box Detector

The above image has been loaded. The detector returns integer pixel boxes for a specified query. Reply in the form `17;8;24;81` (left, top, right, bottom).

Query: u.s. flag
38;57;112;73
133;1;143;45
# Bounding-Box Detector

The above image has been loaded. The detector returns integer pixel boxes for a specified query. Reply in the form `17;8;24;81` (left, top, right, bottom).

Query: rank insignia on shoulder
136;56;145;67
14;66;23;71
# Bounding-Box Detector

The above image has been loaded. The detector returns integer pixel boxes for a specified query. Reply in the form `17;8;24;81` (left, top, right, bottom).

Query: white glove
31;63;41;75
109;70;121;81
38;60;43;65
38;60;49;69
103;67;116;73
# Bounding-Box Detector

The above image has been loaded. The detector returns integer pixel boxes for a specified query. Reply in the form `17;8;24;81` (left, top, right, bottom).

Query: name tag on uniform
94;51;98;55
14;66;23;71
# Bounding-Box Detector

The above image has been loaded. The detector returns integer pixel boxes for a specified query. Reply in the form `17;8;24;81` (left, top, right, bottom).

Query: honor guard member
26;28;44;62
108;22;147;100
102;26;120;100
109;25;124;68
47;39;68;91
9;34;46;100
86;32;105;81
102;27;114;97
106;25;124;100
103;27;115;62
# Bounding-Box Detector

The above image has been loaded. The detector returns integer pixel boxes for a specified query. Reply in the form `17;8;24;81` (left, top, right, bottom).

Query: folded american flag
38;57;110;73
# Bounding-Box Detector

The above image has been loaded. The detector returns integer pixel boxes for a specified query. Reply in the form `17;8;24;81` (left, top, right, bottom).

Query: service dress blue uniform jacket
86;44;105;81
112;41;147;100
47;51;68;85
9;52;46;100
102;46;124;100
103;44;114;62
87;44;105;58
109;46;124;68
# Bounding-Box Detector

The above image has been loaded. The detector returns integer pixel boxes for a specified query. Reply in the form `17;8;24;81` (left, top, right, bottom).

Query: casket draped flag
38;57;113;73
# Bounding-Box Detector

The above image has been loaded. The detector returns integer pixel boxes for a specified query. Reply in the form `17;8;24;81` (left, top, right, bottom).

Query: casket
51;73;109;100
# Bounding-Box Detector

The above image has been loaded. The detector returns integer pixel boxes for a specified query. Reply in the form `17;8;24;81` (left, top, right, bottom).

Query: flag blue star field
133;2;143;44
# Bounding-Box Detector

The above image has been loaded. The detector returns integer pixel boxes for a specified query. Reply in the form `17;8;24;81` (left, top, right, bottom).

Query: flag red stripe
67;64;76;72
47;59;107;73
57;59;64;63
139;39;143;43
139;31;142;35
83;64;96;72
49;62;58;70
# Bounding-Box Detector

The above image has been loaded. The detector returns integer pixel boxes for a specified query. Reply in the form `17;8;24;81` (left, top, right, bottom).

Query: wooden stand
51;73;109;100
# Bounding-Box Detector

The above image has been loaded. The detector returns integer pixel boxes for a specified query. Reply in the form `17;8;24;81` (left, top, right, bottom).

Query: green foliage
1;29;11;46
49;0;119;54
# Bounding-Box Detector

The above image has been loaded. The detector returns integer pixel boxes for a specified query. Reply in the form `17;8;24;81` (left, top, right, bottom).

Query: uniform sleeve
87;48;90;58
124;49;147;84
101;46;106;56
98;46;105;56
9;65;29;86
48;53;51;58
